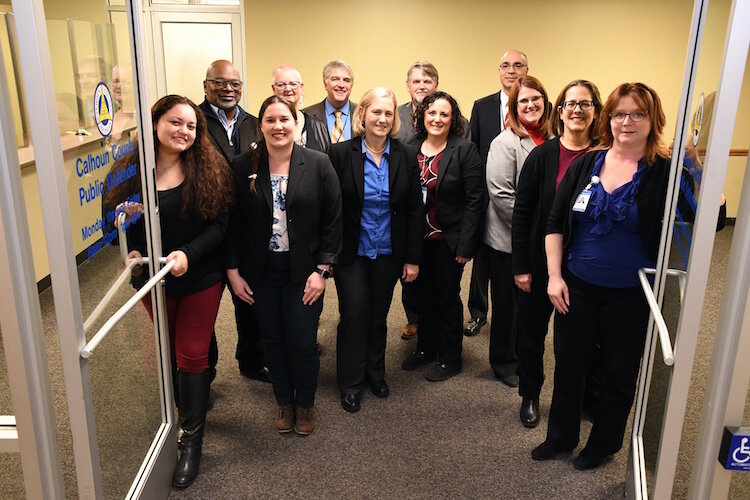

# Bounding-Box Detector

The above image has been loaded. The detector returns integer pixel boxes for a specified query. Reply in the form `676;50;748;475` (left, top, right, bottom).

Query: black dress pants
487;247;518;379
229;291;265;373
416;239;465;368
335;255;400;394
467;243;490;320
546;271;649;454
516;272;554;399
400;279;419;325
253;252;322;408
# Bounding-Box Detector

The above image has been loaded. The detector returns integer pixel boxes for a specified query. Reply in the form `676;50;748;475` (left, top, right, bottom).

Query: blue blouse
567;151;653;288
358;138;392;259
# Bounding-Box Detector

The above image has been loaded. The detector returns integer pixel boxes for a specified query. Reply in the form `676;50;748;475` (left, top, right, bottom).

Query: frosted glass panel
161;21;232;103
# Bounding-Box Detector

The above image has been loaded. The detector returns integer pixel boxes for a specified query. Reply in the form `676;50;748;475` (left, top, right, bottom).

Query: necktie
331;110;344;143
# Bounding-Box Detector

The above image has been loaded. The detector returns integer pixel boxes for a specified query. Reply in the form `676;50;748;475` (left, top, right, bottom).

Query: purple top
567;151;653;288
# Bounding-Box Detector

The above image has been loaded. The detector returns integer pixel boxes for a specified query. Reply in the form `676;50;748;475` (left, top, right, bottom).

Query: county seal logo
94;82;114;138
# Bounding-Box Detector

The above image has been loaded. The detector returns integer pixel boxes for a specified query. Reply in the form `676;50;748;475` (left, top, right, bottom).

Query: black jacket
224;144;342;285
328;138;423;267
302;111;331;153
198;100;259;162
470;91;503;166
512;137;562;276
432;134;486;258
546;151;671;262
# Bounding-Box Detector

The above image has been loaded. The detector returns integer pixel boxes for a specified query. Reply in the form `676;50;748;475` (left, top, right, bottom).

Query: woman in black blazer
225;96;342;436
401;91;485;381
511;80;602;428
329;87;423;413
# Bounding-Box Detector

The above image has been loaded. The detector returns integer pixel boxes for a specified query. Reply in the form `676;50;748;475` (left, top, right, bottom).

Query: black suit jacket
470;91;503;166
199;99;259;162
224;144;343;285
304;99;358;140
511;137;560;277
328;138;423;267
433;134;486;258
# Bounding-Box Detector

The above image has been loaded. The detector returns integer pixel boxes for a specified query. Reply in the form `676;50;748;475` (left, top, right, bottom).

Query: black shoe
520;398;539;428
240;366;271;383
340;392;361;413
531;440;572;461
369;379;390;398
463;317;486;337
401;351;436;371
425;362;461;382
497;374;519;388
172;369;210;489
573;448;608;470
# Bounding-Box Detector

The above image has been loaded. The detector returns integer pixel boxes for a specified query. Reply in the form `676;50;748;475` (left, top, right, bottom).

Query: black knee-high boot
173;369;210;489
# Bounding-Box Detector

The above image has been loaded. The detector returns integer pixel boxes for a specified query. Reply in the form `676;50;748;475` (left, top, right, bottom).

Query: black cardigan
546;151;670;262
224;144;342;285
512;137;562;277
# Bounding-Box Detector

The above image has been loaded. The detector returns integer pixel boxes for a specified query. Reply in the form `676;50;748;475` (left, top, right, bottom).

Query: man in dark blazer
464;49;529;342
303;60;357;145
198;59;268;383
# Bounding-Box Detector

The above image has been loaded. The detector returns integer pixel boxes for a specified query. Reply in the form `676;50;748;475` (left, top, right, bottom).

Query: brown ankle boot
274;404;294;433
294;405;315;436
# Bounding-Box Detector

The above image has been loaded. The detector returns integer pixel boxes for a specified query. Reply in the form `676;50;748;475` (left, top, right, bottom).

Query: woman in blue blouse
532;83;670;470
329;87;423;413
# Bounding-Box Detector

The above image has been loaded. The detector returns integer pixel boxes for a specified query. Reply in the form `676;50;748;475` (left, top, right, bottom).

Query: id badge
422;186;428;205
572;189;591;212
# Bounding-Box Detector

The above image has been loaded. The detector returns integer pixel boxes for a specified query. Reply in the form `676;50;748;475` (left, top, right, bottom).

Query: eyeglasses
206;79;243;90
272;81;301;90
499;62;527;72
610;110;647;123
561;100;594;111
517;95;543;106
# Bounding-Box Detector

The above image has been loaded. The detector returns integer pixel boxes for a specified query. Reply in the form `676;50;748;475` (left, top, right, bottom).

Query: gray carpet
0;227;748;499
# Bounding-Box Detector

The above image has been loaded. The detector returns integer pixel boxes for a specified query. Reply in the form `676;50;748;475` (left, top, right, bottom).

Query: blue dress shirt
358;138;392;258
324;99;351;142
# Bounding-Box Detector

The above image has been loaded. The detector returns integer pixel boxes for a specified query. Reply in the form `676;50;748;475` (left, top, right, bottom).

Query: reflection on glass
152;0;240;4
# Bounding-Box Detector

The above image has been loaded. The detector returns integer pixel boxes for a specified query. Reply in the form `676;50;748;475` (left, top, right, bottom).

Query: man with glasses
464;50;529;340
198;60;269;384
303;60;357;145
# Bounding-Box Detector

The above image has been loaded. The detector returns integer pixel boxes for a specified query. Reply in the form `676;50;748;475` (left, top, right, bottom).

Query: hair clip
248;174;257;180
250;142;258;150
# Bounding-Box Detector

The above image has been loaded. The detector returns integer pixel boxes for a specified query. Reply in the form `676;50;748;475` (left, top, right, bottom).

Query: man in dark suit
303;60;357;145
464;49;529;341
198;59;269;383
393;61;470;341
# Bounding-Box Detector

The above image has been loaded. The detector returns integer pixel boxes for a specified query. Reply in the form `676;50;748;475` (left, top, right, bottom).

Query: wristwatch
315;267;331;279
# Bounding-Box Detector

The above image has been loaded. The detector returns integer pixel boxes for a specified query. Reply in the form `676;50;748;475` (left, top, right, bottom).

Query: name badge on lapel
572;190;591;212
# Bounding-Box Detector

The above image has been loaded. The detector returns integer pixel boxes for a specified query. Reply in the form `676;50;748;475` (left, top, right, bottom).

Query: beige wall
243;0;748;216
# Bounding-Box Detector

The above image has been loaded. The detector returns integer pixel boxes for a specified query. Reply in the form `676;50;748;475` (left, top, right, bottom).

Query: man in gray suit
394;61;470;144
303;60;357;145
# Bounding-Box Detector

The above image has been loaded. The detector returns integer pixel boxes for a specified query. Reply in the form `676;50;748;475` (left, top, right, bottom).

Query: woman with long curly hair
106;94;234;488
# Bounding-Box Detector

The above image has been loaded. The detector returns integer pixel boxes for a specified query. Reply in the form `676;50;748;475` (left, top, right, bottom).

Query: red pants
142;282;223;373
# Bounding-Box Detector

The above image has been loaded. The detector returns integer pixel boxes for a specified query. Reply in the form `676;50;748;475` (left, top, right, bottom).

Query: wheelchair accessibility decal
719;427;750;471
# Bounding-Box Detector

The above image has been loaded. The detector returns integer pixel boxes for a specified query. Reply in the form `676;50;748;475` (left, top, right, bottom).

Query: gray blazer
303;99;358;142
483;129;538;253
394;101;471;144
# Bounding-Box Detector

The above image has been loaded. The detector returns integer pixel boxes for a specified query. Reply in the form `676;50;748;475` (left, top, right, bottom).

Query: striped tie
331;109;344;143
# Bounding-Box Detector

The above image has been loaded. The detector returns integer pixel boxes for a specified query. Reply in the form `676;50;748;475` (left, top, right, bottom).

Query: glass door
3;0;177;496
627;0;747;498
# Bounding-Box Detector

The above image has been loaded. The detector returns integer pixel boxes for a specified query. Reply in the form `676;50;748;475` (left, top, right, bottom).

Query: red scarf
518;116;546;146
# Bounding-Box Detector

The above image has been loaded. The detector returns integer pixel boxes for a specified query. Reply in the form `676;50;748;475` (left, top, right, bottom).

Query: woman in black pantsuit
329;87;423;413
511;80;602;428
225;95;342;436
401;91;485;382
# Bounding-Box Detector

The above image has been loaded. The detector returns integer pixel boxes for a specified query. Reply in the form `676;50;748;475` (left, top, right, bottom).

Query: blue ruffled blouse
567;151;654;288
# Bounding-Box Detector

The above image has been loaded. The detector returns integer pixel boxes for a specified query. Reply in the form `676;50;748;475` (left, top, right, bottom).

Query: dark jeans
253;252;323;408
335;255;400;393
467;243;490;320
229;291;265;373
416;239;465;367
488;248;518;379
516;272;554;399
546;271;649;454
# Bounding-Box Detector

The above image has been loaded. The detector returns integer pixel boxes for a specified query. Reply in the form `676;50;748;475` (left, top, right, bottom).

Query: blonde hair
352;87;401;137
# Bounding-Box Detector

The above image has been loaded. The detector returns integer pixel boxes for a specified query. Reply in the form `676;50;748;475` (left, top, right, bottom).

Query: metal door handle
637;267;686;367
